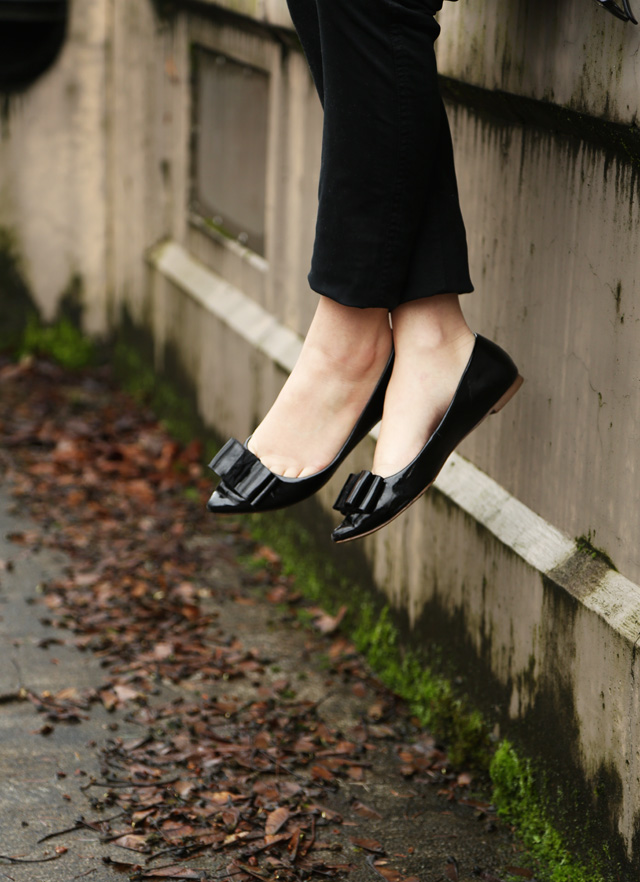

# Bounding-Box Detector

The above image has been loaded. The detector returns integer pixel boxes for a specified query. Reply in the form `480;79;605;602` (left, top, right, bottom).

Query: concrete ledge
146;239;640;871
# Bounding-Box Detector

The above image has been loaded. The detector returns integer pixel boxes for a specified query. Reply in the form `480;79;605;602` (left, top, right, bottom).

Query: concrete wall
2;0;640;873
0;2;110;330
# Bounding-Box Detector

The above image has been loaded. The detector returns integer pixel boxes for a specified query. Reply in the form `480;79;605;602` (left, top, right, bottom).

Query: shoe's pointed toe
207;484;251;513
331;515;362;543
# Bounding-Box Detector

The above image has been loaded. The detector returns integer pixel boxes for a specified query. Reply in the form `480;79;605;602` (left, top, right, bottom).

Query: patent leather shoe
207;350;394;514
596;0;637;23
331;334;523;543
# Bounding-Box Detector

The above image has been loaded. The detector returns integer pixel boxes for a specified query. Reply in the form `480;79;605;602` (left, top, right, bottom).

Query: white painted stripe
434;454;575;574
152;241;301;372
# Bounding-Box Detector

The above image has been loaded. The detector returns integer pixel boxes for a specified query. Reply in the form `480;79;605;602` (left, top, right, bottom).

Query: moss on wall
0;228;90;362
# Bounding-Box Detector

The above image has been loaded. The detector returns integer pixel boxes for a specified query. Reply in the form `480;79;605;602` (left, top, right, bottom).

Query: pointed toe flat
331;334;523;543
206;350;394;514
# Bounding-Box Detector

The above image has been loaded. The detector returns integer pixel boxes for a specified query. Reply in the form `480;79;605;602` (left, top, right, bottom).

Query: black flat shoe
596;0;637;23
331;334;522;543
206;350;394;514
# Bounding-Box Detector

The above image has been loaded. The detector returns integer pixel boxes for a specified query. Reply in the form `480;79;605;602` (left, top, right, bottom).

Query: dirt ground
0;355;536;882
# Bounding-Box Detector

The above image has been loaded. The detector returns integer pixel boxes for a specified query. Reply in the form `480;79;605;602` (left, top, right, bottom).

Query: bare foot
248;296;392;478
373;294;475;478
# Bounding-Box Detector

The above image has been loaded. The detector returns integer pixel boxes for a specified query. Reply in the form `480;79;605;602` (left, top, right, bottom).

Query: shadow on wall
0;227;86;353
0;228;41;350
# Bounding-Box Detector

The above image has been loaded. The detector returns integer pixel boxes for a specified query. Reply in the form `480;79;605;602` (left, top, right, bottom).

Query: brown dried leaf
139;868;202;879
311;764;334;782
351;800;382;820
254;545;281;566
445;856;459;881
102;857;141;871
265;807;290;837
112;833;148;851
370;860;407;882
312;605;347;635
350;837;385;855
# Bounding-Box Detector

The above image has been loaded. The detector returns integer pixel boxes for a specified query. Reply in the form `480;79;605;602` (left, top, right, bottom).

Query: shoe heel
491;375;524;414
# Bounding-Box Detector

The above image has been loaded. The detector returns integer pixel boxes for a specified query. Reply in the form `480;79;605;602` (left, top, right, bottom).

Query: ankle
391;293;473;354
305;314;392;381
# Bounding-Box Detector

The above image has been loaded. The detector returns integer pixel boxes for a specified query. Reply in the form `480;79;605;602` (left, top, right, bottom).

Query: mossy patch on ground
18;314;94;370
491;743;607;882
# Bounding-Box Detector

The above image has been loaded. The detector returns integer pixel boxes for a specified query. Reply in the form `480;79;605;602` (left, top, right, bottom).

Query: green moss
0;227;91;362
575;533;618;571
491;742;606;882
19;314;94;370
203;217;237;241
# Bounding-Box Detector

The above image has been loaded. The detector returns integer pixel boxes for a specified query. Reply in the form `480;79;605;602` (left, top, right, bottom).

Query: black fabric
286;0;473;310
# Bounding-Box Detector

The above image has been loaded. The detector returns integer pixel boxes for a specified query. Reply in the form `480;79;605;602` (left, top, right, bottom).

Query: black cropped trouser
286;0;473;311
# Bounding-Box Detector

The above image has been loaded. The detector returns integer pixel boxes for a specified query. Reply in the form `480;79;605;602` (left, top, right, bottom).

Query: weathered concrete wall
0;0;191;333
0;1;109;331
451;101;640;602
436;0;639;125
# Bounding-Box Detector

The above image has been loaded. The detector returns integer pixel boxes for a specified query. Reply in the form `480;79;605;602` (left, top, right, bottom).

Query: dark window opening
0;1;68;90
191;47;269;257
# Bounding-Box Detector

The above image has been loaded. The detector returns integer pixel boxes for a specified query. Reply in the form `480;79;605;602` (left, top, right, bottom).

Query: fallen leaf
312;605;347;634
445;856;459;881
102;857;140;871
350;837;385;854
254;545;281;566
140;869;202;879
311;764;334;781
351;800;382;820
265;807;290;836
112;833;148;851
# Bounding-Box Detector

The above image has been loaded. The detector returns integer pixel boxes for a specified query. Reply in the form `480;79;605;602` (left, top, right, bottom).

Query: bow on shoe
596;0;638;22
209;439;279;505
333;471;384;516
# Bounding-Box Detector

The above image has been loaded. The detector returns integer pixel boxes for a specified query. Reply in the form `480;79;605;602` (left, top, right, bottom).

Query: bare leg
248;296;392;478
372;293;475;478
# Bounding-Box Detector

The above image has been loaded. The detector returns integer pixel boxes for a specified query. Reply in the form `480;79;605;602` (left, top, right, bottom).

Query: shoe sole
333;374;524;544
